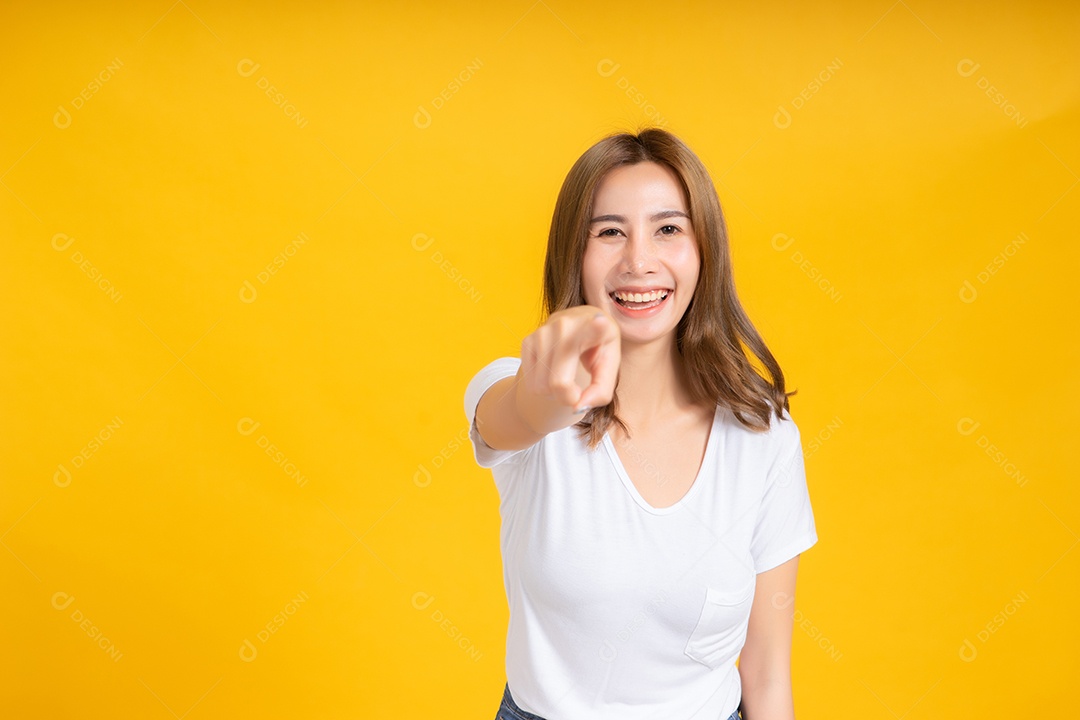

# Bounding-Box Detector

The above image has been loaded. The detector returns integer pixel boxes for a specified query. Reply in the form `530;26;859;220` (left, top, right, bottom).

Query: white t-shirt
465;356;818;720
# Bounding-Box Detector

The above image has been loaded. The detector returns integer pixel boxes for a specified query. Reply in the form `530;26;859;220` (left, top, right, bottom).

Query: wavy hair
540;126;796;449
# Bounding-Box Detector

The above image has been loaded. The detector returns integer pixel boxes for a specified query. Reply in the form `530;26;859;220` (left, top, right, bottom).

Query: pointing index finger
576;312;620;410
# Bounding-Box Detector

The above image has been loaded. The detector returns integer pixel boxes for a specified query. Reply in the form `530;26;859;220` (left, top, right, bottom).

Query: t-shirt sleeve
463;356;533;469
749;417;819;573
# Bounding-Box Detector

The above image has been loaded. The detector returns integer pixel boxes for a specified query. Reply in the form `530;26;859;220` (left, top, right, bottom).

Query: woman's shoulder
719;400;801;453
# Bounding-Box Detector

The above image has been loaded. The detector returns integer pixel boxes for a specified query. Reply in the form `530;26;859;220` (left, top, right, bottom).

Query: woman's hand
516;305;621;435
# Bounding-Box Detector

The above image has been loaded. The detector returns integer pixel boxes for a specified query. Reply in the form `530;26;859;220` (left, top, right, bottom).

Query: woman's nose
622;232;656;270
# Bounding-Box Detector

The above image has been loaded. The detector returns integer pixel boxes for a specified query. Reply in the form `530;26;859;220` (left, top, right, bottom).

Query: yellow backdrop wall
2;1;1077;717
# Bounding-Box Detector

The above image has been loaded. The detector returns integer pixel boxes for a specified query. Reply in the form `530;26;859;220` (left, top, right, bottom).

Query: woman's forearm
740;672;796;720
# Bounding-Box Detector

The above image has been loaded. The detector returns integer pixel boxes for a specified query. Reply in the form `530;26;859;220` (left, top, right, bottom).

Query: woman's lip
609;288;672;312
608;288;673;298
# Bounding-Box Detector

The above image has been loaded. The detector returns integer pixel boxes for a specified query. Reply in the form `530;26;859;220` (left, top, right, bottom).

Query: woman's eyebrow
589;210;689;224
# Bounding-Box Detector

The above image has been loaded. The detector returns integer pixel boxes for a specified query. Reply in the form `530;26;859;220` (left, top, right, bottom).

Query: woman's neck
615;339;698;425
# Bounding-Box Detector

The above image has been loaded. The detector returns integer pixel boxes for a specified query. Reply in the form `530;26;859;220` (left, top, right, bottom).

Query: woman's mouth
609;289;671;314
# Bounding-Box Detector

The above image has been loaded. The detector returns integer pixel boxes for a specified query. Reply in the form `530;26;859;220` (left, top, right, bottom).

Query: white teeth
612;289;669;303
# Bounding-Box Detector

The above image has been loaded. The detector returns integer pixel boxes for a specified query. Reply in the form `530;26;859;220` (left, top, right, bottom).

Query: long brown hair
540;126;796;449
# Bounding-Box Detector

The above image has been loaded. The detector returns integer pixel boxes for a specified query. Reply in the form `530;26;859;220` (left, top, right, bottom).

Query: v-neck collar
602;404;722;516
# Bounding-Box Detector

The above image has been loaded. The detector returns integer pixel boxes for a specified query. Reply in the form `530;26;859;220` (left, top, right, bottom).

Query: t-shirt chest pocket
683;574;756;669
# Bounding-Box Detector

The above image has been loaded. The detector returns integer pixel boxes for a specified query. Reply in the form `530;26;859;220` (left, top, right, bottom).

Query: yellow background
2;1;1077;717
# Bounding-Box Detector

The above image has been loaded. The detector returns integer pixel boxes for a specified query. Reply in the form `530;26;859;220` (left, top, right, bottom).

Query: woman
464;127;818;720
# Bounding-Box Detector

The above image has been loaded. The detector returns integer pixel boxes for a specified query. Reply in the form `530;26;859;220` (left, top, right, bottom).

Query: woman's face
582;161;700;347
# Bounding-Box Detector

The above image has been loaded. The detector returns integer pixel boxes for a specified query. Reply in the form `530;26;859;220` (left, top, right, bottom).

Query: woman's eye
660;225;680;235
598;228;621;237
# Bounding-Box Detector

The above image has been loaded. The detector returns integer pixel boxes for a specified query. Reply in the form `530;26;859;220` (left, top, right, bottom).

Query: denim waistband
496;682;742;720
498;683;548;720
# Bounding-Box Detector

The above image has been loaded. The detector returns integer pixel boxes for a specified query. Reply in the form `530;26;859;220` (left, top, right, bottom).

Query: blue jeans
496;682;743;719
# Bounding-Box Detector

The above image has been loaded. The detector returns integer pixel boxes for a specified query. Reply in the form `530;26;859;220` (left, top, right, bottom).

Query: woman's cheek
668;239;700;267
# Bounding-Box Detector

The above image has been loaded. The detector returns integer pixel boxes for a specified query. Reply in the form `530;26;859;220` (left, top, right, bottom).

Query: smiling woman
465;127;818;720
541;128;794;450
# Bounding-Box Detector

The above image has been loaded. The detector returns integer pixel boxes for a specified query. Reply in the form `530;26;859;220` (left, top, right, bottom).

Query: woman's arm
738;555;801;720
476;306;620;451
